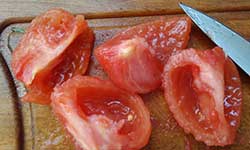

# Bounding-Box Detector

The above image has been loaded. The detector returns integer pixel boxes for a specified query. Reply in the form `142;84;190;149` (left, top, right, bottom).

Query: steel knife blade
179;3;250;75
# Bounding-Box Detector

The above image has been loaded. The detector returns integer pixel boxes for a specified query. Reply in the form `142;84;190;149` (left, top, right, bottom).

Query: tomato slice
95;17;191;93
162;47;242;146
11;9;94;104
51;75;151;150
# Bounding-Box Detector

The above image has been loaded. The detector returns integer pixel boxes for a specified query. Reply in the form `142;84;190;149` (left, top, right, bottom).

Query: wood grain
1;0;250;30
0;55;19;150
1;11;250;150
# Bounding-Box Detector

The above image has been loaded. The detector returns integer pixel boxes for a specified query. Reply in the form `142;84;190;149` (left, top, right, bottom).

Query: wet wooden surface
1;1;250;150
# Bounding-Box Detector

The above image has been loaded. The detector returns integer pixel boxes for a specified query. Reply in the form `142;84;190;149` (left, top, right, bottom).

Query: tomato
51;75;151;150
11;9;94;104
162;47;242;146
95;17;191;94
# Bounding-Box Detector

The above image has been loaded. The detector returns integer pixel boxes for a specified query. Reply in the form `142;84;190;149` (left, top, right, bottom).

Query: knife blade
179;3;250;75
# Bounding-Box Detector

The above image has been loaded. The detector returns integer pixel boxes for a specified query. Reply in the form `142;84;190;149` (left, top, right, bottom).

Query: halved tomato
95;17;191;94
162;47;242;146
51;75;151;150
11;9;94;104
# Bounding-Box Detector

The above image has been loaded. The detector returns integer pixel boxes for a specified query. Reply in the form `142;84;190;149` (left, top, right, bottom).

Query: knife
179;3;250;75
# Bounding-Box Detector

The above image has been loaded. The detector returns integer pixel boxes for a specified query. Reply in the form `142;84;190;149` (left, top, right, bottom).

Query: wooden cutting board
1;1;250;150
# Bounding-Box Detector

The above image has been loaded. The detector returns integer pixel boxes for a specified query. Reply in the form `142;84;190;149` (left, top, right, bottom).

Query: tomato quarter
11;9;94;104
51;76;151;150
162;47;242;146
95;17;191;94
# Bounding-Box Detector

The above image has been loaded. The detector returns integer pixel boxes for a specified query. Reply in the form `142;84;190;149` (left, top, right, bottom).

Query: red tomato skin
223;58;242;137
95;17;191;94
11;9;94;104
95;37;162;94
162;47;242;146
51;75;151;150
103;17;192;64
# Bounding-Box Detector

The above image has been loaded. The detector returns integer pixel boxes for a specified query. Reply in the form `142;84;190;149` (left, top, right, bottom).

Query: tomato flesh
171;65;219;132
162;47;242;146
79;100;136;136
51;76;151;150
11;9;94;104
95;37;162;93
